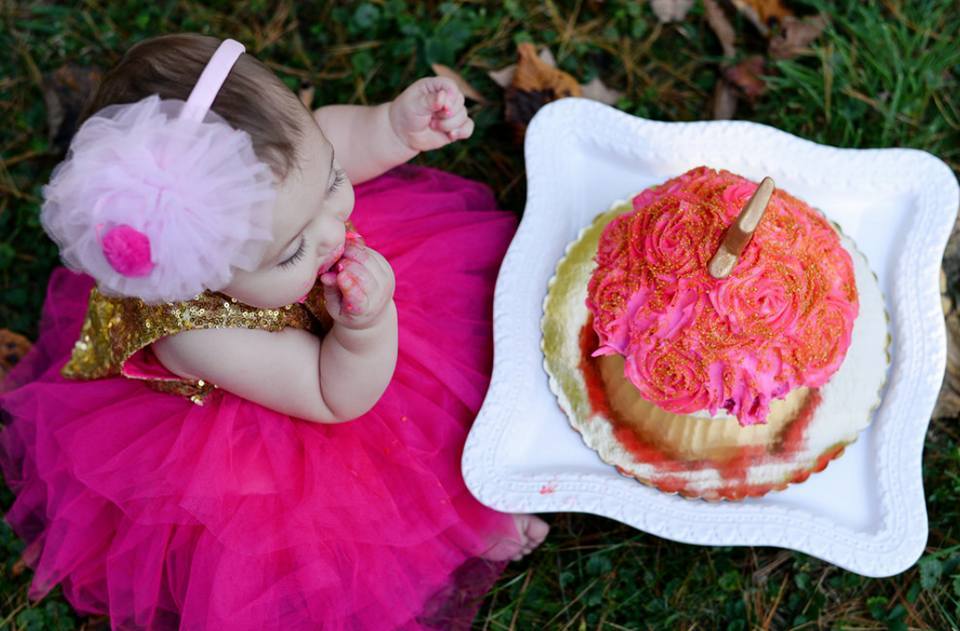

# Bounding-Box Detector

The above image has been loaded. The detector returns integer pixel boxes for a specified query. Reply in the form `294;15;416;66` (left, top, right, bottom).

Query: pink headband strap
180;39;245;122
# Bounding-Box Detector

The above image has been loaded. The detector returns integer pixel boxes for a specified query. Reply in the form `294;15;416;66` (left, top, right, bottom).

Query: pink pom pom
101;225;154;277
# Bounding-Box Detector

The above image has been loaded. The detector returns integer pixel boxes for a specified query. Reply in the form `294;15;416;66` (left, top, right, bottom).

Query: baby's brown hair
81;33;305;179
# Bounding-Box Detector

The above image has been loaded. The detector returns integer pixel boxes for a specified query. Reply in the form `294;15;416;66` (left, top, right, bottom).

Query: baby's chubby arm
313;77;474;184
154;242;398;423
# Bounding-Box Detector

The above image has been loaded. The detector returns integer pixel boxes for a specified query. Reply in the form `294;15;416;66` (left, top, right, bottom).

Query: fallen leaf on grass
650;0;695;23
490;43;625;138
11;556;26;577
488;64;516;89
769;15;828;59
431;63;489;104
704;0;739;119
933;310;960;419
42;65;103;152
580;76;624;105
711;79;739;119
944;215;960;306
0;329;32;383
511;43;581;99
488;47;558;88
936;220;960;419
723;55;767;101
704;0;820;120
503;43;582;133
729;0;793;35
704;0;737;58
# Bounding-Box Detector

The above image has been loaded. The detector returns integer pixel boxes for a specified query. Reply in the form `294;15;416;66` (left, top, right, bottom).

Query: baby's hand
319;242;395;330
388;77;474;152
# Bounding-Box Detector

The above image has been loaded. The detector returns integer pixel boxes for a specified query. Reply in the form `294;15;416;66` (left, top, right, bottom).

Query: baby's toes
522;515;550;550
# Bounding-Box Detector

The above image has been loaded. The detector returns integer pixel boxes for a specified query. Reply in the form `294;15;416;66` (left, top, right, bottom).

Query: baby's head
46;34;353;308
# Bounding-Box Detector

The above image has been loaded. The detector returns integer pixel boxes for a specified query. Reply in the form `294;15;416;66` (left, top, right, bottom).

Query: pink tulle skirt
0;166;519;630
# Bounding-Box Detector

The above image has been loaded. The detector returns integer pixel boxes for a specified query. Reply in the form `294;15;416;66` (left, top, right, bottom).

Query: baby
1;34;547;630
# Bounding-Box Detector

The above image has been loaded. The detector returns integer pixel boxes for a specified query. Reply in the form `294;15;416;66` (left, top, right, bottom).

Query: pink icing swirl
586;167;858;426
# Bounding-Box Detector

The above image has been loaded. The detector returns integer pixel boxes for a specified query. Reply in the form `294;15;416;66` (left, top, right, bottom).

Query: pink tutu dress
0;165;519;630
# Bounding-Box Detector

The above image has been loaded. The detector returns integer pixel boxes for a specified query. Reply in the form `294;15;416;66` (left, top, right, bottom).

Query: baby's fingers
446;117;474;141
418;86;450;118
337;261;376;316
437;81;465;112
430;108;469;133
416;77;461;113
320;272;342;315
342;244;394;287
341;242;370;265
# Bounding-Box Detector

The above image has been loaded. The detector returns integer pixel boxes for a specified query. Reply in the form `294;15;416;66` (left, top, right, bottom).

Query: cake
541;166;889;500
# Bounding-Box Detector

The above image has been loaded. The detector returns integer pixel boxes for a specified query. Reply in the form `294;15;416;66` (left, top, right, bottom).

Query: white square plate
462;98;959;577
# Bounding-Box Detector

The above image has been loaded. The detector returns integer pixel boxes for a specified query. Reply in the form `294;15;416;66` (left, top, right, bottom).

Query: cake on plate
542;166;889;500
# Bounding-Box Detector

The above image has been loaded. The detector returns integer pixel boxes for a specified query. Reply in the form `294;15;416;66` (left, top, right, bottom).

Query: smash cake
541;166;889;500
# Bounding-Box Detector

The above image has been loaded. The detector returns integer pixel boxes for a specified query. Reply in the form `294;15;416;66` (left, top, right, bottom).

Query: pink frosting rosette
41;95;276;304
586;167;858;426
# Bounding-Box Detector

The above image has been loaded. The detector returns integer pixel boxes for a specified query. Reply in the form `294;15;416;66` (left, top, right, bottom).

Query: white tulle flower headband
41;39;276;304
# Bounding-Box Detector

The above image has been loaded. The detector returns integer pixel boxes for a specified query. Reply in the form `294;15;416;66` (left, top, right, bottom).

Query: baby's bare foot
482;514;549;562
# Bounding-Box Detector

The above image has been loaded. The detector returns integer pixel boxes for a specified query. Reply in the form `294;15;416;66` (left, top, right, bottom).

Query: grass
1;0;959;628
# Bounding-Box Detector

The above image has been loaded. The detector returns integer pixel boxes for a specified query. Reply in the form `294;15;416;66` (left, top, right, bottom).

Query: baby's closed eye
279;236;307;268
328;168;346;195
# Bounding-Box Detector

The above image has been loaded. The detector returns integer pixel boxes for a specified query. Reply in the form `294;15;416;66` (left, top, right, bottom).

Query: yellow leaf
729;0;793;35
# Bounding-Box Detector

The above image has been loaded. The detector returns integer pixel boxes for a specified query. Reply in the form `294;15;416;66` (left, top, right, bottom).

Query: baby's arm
154;243;398;423
314;77;473;184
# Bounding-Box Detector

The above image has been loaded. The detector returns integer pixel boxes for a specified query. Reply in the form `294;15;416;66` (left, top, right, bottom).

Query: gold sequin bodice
63;284;333;403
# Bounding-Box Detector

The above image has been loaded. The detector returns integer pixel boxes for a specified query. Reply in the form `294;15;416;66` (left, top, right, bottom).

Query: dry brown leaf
510;43;581;96
729;0;793;35
488;64;516;89
42;65;103;152
933;310;960;419
704;0;737;59
712;79;739;119
580;76;624;105
704;0;738;118
769;15;828;59
0;329;32;382
942;269;952;314
431;63;489;104
937;218;960;419
504;43;582;135
487;47;558;89
492;44;621;135
11;556;27;577
538;47;558;68
724;56;767;101
650;0;695;23
944;214;960;296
